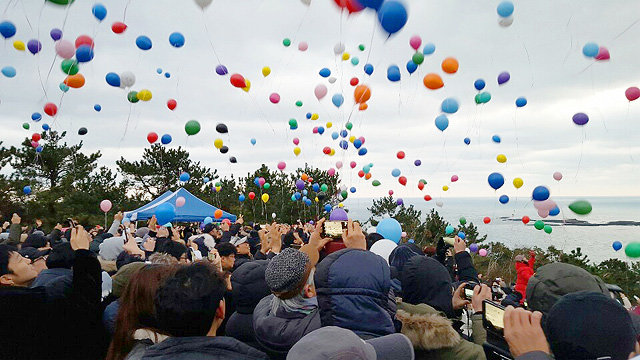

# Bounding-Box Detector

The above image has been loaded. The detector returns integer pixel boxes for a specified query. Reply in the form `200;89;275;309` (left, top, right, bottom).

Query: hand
453;236;466;254
147;215;157;230
504;307;550;358
123;234;144;257
258;229;271;254
221;222;230;232
171;227;181;241
236;215;244;225
2;221;9;229
143;238;156;252
472;284;492;312
54;223;63;231
70;225;90;251
156;226;169;238
225;273;232;291
342;220;366;250
209;249;222;273
452;283;472;310
309;218;332;251
11;213;21;225
35;219;42;227
114;211;124;222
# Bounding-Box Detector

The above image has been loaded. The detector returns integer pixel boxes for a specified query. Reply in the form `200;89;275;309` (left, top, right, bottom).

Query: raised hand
70;225;90;251
504;307;550;358
308;218;332;251
452;282;471;310
342;219;366;250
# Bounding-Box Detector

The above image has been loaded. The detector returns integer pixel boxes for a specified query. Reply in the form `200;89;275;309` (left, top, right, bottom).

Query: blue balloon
488;172;505;190
350;187;356;193
156;68;163;74
358;148;368;156
306;113;312;119
492;135;501;143
164;72;171;78
363;63;374;75
303;190;308;196
161;134;172;144
435;114;449;131
94;104;101;112
499;195;510;204
340;130;348;138
75;45;94;63
441;98;459;114
169;32;185;48
458;232;466;240
319;68;331;77
317;126;325;135
254;178;260;186
474;79;486;91
387;65;401;82
358;0;383;9
414;159;421;166
549;206;560;216
377;1;408;35
532;186;550;201
23;185;31;195
515;97;527;107
0;21;16;39
406;60;418;74
391;168;401;177
238;194;246;202
422;43;435;55
136;36;153;50
305;198;312;206
291;194;297;201
324;204;332;212
294;192;302;200
92;3;107;21
376;218;402;243
353;139;362;149
42;123;50;131
363;165;370;174
204;216;213;225
445;225;454;235
31;113;42;122
250;138;256;145
1;66;16;78
331;132;339;140
179;172;190;182
332;94;344;108
613;241;622;251
464;137;471;145
312;183;320;192
339;140;348;149
36;146;43;153
105;72;121;87
582;42;599;57
203;177;210;183
496;1;514;17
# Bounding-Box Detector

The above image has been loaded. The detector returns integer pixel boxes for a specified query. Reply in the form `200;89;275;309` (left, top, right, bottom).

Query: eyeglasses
30;255;48;264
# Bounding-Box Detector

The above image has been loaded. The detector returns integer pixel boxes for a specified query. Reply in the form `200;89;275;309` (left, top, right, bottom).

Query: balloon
552;172;563;181
112;22;127;34
532;186;550;201
568;200;592;215
612;241;623;251
269;93;280;104
23;186;32;195
127;91;139;103
297;41;308;51
457;232;465;240
409;35;422;50
104;72;120;87
31;113;42;122
549;206;560;216
582;42;599;57
136;89;152;101
27;39;42;55
497;71;510;85
184;120;201;136
75;45;94;63
13;40;25;51
92;3;107;21
461;138;470;146
135;36;152;50
44;103;58;117
474;79;486;90
492;135;501;143
423;73;444;89
387;65;401;82
496;154;507;163
515;97;527;107
543;225;552;234
354;85;371;103
319;68;331;77
120;71;136;88
358;148;368;156
496;1;514;17
161;134;172;144
391;168;401;177
230;74;246;88
61;59;79;75
434;114;449;131
475;92;492;104
0;21;17;39
215;65;228;76
625;87;640;101
219;146;229;154
572;113;589;126
364;63;374;75
77;127;88;136
99;199;112;213
73;35;94;49
331;94;344;108
478;249;488;257
55;40;75;59
1;66;16;78
179;172;190;182
377;1;408;35
531;220;544;230
441;57;459;74
445;225;454;235
406;60;418;74
155;203;176;225
625;243;640;258
512;177;523;189
147;132;158;144
282;38;291;47
289;119;298;130
499;195;509;204
63;74;85;88
412;52;424;65
441;98;459;114
261;193;269;203
376;218;402;243
169;32;185;48
398;176;407;186
596;47;611;60
488;173;504;190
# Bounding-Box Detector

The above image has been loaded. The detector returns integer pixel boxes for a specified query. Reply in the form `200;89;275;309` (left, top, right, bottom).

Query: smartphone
67;218;77;228
483;300;506;336
322;221;347;239
443;237;455;246
463;282;478;301
208;250;219;262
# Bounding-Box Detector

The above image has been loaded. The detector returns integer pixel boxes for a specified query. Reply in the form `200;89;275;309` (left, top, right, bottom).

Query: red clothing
514;254;535;304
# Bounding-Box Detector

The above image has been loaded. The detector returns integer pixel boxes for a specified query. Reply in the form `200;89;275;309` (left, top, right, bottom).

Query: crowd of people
1;211;639;360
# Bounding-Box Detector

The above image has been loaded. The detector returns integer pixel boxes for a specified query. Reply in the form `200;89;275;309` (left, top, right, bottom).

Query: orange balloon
441;57;459;74
301;173;308;181
365;173;372;180
64;74;85;88
359;103;368;111
353;84;371;104
214;209;223;219
423;73;444;90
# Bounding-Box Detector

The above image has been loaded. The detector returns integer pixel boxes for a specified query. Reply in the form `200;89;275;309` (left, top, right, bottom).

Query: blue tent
124;188;237;223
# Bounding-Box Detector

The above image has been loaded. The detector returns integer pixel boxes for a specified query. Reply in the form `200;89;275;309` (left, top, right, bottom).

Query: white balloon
272;213;277;219
328;77;337;84
499;16;514;27
120;71;136;88
333;42;345;55
436;201;444;207
194;0;213;9
369;239;397;265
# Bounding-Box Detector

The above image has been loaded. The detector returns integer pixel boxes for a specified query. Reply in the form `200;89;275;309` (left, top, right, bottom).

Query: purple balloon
572;112;589;126
497;71;510;85
396;198;404;206
329;208;348;221
27;39;42;55
414;159;421;166
50;28;62;41
215;64;228;76
295;179;305;190
469;243;479;253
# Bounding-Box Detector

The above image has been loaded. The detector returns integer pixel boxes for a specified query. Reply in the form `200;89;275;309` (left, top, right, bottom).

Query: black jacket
141;336;268;360
232;253;252;272
0;249;105;360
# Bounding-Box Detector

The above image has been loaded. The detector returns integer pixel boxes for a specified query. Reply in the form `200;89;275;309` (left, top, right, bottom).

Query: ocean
343;196;640;263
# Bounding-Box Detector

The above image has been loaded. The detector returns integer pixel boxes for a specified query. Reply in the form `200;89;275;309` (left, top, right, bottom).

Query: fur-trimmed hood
396;301;461;350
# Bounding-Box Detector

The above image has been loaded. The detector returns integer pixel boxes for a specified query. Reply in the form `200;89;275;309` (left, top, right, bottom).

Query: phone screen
323;221;346;239
484;301;505;330
464;288;474;299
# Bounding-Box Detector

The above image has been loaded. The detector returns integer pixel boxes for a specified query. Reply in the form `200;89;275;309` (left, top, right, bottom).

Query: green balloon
320;184;328;192
358;44;365;51
263;183;271;190
46;0;75;4
543;225;553;234
459;217;467;225
568;200;592;215
59;83;69;92
341;190;348;198
474;94;482;104
534;220;545;230
61;59;79;75
282;38;291;47
350;57;359;66
295;101;303;107
372;180;381;187
420;179;427;184
215;182;221;187
22;122;30;130
412;52;424;65
480;92;492;103
289;119;298;127
127;91;139;103
185;120;201;136
625;242;640;258
345;122;353;130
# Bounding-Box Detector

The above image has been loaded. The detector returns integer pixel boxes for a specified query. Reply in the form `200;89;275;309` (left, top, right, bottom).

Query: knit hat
400;256;454;318
46;243;75;269
265;246;318;298
546;291;636;360
135;227;150;239
514;254;525;262
18;247;50;261
112;262;145;298
203;223;216;234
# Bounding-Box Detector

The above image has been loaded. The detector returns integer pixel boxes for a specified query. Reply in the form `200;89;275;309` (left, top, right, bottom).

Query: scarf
271;294;318;316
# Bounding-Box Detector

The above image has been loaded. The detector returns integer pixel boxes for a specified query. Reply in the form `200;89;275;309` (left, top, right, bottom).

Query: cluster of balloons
582;42;610;61
331;0;408;36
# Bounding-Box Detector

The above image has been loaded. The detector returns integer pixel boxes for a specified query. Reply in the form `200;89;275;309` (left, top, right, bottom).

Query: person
230;235;252;271
104;262;147;336
0;225;106;359
158;239;189;263
219;216;243;243
514;251;535;304
254;224;282;260
106;264;177;360
315;220;397;338
216;241;237;271
141;262;268;360
0;213;22;246
287;326;415;360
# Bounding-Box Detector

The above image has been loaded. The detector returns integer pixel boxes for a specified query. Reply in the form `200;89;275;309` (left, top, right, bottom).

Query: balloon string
202;13;222;65
575;129;585;179
123;0;133;22
35;2;48;101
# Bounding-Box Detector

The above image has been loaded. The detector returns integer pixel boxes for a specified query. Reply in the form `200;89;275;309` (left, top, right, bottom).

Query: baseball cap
230;236;248;247
18;247;50;261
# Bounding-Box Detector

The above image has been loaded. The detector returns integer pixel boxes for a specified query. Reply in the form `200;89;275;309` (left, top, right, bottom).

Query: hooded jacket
515;253;535;303
99;236;125;261
315;248;396;338
401;256;456;319
140;336;268;360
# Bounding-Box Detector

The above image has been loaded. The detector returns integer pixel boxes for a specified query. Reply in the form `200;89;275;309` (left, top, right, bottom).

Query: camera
321;221;347;239
463;282;478;301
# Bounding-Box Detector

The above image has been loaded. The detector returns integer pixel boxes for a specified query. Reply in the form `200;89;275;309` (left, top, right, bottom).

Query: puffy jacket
515;254;535;304
315;248;396;338
30;267;73;300
141;336;268;360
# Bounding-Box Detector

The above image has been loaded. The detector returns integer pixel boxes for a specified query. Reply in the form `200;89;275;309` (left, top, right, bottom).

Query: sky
1;0;640;203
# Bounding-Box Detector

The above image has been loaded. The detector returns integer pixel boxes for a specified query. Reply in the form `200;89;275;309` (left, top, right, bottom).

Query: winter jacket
516;352;552;360
220;224;241;243
0;223;21;246
141;336;268;360
315;248;396;338
396;300;486;360
123;329;169;360
252;294;321;358
0;249;105;360
103;299;120;335
455;251;480;284
100;236;125;261
515;254;535;304
48;228;65;247
232;253;252;271
30;267;73;300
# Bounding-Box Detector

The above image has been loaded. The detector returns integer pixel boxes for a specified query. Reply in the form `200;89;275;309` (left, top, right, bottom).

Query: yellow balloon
342;52;350;61
314;197;319;202
242;79;251;92
293;147;301;156
215;186;221;192
349;136;356;143
262;67;271;77
137;89;152;101
338;203;344;208
261;193;269;203
311;113;319;120
513;178;524;189
13;41;25;51
443;185;449;191
329;149;335;156
326;122;332;128
497;154;507;163
214;138;223;149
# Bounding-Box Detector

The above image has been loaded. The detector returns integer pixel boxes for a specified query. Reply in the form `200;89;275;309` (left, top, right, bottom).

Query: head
46;243;75;269
265;247;318;300
400;256;454;318
366;232;384;250
112;262;146;298
155;262;227;337
389;244;421;274
230;236;250;255
116;251;144;270
159;241;189;264
215;242;237;271
0;244;39;287
231;260;271;314
147;252;179;265
514;254;526;263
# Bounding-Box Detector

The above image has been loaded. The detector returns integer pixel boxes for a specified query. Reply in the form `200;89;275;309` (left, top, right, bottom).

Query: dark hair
155;262;226;337
22;233;47;249
282;231;295;249
159;241;188;261
46;243;75;269
116;251;144;270
215;242;237;257
0;244;17;276
366;232;384;250
106;264;177;360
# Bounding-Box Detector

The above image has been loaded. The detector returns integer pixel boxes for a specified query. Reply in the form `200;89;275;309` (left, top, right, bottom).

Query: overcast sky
1;0;640;202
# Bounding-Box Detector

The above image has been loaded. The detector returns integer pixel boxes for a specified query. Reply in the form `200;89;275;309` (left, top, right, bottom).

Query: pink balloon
293;138;299;145
451;175;459;182
55;40;75;59
298;41;308;51
269;93;280;104
312;127;318;134
595;46;610;61
358;136;365;145
31;141;39;148
328;168;336;176
537;208;550;218
277;161;286;170
409;35;422;50
625;87;640;101
258;177;266;186
478;249;488;257
314;84;328;100
350;161;357;168
335;161;343;169
553;172;563;181
401;231;407;238
388;190;394;196
100;199;112;213
176;196;186;207
534;199;557;212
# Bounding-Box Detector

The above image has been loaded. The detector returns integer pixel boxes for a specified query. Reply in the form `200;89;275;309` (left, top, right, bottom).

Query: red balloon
417;182;425;190
522;216;530;224
230;74;246;88
323;146;331;155
397;151;405;159
350;77;359;86
398;176;407;186
334;0;364;13
358;170;365;178
44;103;57;117
248;192;255;200
483;217;491;224
423;195;432;201
75;35;94;49
147;132;158;144
111;22;127;34
308;177;313;183
167;99;177;110
31;133;41;142
626;87;640;101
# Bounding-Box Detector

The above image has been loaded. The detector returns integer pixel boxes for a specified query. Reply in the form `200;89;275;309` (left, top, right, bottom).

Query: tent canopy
124;188;237;223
